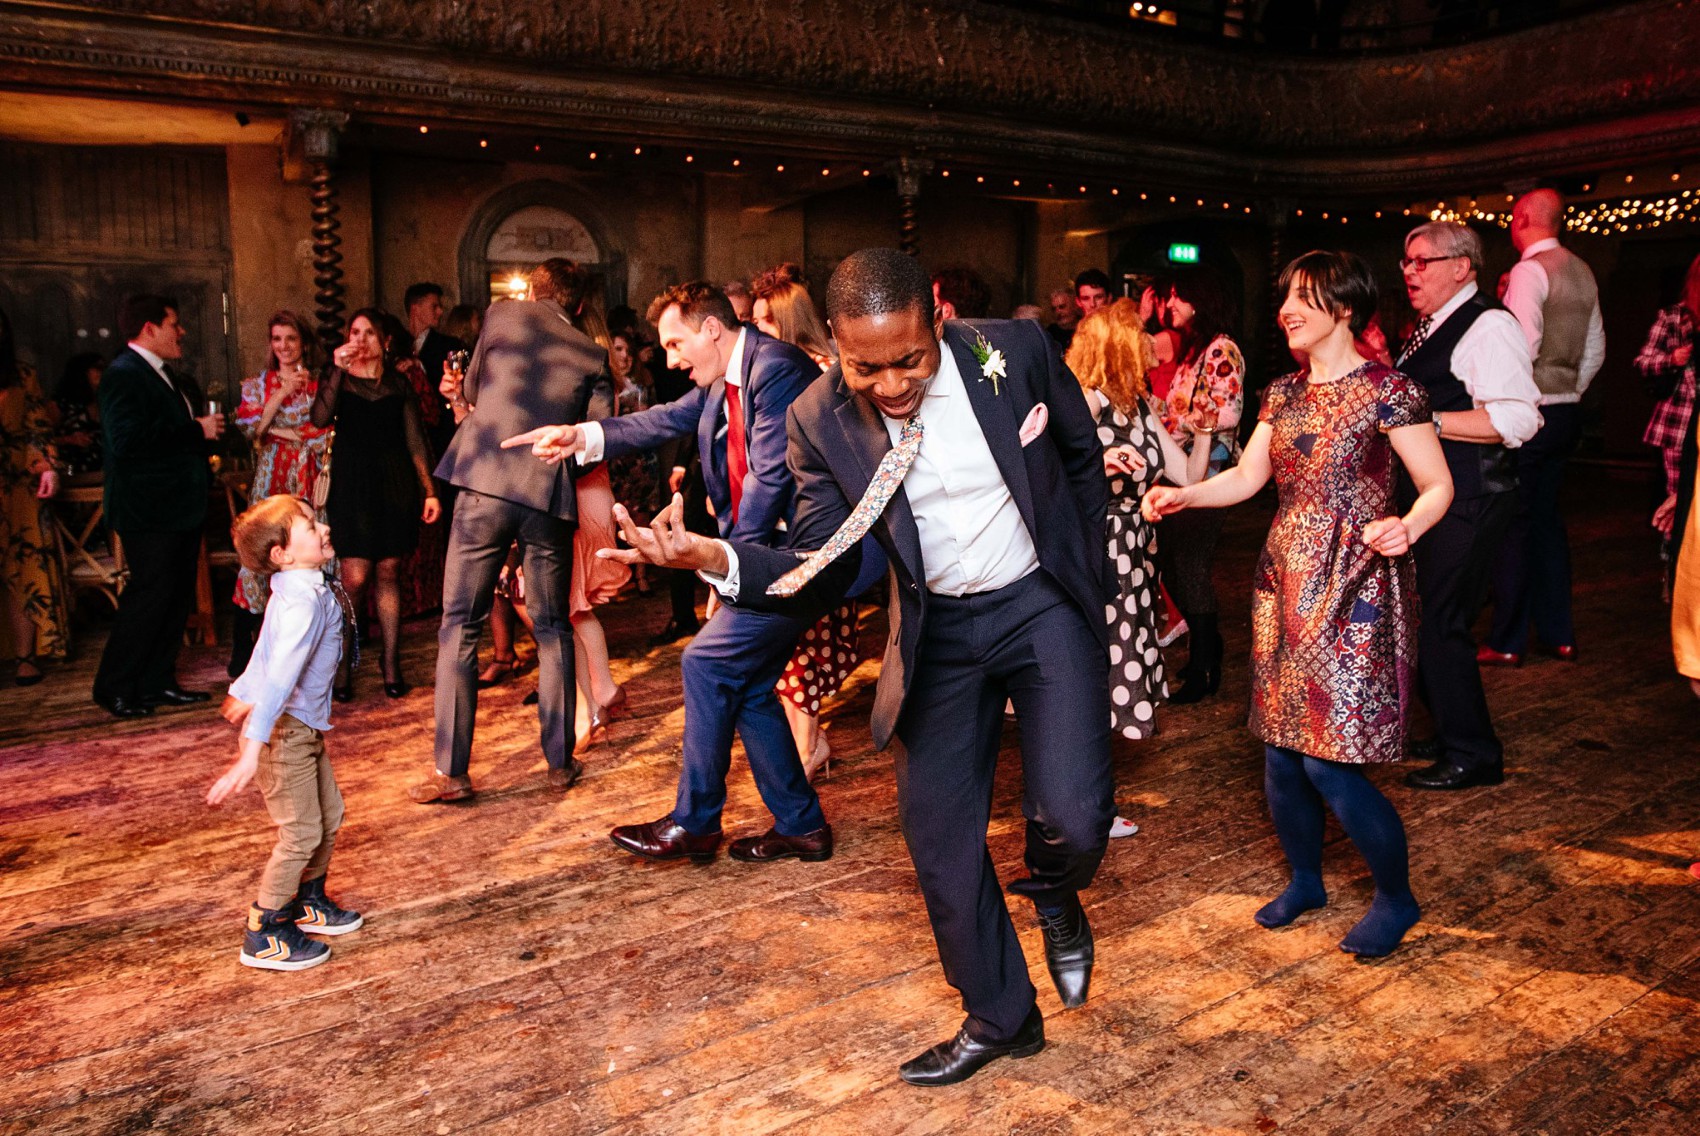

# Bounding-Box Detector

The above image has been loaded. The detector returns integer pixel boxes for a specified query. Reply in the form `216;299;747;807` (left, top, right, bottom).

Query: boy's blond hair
232;494;312;576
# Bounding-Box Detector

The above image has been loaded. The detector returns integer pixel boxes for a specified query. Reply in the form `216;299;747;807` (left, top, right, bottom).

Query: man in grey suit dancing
409;259;607;803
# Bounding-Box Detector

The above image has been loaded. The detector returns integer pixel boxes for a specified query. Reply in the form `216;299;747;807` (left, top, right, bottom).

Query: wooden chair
187;470;251;646
50;485;127;610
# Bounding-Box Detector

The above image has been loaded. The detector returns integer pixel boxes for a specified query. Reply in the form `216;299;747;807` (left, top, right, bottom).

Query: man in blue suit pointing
508;281;832;865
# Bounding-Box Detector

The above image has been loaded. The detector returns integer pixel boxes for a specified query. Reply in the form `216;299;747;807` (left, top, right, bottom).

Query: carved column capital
887;156;934;200
288;108;350;165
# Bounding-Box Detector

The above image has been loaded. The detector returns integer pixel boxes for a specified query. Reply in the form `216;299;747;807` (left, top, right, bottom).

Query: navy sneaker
239;904;330;971
292;876;364;936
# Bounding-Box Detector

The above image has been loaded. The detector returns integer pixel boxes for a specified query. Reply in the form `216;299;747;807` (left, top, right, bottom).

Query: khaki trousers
254;714;344;910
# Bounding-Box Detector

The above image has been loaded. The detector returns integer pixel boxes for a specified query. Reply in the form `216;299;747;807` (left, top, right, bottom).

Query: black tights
339;556;403;683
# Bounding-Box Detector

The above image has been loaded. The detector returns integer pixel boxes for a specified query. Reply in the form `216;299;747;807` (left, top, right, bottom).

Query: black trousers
93;527;200;703
434;490;576;775
1412;492;1514;771
893;570;1114;1042
1488;403;1581;654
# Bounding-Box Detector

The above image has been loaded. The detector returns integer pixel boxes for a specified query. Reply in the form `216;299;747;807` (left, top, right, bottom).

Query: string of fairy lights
406;124;1700;237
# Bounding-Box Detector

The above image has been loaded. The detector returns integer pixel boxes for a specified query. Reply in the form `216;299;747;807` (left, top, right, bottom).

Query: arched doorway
457;181;625;310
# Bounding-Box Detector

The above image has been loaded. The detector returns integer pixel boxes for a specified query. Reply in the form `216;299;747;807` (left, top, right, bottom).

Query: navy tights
1257;745;1420;958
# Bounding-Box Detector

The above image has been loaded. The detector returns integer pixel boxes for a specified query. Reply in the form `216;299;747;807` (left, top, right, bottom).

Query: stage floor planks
3;470;1697;1136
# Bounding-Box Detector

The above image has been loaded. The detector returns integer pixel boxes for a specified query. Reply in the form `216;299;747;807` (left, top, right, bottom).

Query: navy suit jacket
723;319;1114;749
99;347;211;533
600;326;818;547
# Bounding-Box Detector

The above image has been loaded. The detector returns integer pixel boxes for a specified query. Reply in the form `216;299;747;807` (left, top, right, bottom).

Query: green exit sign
1168;243;1200;264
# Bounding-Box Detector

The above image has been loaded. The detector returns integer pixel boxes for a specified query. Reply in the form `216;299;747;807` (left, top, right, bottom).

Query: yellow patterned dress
1249;363;1430;764
1;364;69;658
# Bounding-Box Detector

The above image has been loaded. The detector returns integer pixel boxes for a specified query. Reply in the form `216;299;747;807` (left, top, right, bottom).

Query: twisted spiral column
309;161;345;350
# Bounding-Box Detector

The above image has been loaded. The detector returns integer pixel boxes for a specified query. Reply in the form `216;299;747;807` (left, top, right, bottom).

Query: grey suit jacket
434;298;608;521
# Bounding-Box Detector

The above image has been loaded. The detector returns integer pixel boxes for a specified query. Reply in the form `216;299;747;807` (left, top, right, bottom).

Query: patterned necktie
767;414;924;597
325;575;360;675
1398;316;1434;364
724;382;748;523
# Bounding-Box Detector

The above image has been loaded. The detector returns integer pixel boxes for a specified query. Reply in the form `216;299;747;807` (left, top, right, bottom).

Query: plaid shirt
1638;304;1696;453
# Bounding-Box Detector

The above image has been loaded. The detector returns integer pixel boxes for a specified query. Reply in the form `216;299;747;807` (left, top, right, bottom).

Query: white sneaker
1158;619;1189;648
1109;816;1139;839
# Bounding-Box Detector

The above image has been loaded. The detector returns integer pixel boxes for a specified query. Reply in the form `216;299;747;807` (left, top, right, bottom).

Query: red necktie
724;381;748;523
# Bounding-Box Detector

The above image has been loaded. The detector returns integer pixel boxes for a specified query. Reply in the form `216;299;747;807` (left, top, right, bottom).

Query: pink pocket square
1018;402;1049;447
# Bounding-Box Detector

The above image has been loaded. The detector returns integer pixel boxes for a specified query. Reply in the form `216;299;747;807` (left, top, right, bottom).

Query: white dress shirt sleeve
1452;310;1544;448
237;595;320;744
575;420;607;465
1501;258;1548;360
699;539;740;600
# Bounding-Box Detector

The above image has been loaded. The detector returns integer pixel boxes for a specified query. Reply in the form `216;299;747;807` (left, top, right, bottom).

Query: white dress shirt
129;341;194;414
228;569;344;743
1502;237;1607;404
579;326;746;464
1419;282;1544;448
707;336;1039;599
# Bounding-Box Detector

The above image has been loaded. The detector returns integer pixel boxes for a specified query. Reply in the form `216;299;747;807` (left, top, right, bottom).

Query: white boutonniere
969;332;1006;396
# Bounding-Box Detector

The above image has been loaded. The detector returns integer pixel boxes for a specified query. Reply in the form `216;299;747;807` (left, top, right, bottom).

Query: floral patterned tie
767;414;924;597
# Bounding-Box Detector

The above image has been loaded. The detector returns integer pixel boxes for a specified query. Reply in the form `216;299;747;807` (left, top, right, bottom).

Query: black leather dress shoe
140;686;212;706
898;1005;1045;1087
610;815;721;863
647;618;700;648
1037;893;1094;1008
1404;761;1504;790
729;824;834;863
95;695;154;719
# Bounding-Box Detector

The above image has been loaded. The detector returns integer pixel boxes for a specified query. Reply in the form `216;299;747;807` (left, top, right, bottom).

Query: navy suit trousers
674;603;826;837
893;569;1114;1043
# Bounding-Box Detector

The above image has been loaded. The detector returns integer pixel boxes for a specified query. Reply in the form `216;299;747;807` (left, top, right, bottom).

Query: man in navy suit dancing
519;250;1117;1086
508;281;832;865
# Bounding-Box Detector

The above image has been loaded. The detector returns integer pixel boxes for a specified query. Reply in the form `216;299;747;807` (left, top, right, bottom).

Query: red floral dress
233;369;330;613
1249;363;1430;764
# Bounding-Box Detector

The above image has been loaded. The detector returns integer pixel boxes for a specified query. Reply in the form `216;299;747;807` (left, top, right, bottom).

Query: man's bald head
1512;188;1566;251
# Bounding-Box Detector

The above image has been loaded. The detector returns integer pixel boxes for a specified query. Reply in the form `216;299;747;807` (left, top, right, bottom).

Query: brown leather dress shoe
408;772;476;804
546;758;584;791
728;824;834;863
610;815;721;863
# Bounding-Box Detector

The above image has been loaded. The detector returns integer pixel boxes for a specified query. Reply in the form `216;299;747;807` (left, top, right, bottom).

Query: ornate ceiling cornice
1;0;1697;197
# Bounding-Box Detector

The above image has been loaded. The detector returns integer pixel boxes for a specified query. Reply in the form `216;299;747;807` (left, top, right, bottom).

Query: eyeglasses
1399;254;1466;272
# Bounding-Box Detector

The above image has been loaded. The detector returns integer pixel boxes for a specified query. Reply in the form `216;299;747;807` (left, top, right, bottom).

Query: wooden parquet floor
3;471;1697;1136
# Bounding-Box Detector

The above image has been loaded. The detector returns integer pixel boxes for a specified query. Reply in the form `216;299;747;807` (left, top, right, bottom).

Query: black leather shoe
140;686;212;706
898;1005;1045;1087
1167;665;1220;705
332;683;354;703
95;695;154;719
1404;761;1504;790
610;815;722;863
647;618;700;648
1037;893;1094;1008
729;824;834;863
384;680;411;699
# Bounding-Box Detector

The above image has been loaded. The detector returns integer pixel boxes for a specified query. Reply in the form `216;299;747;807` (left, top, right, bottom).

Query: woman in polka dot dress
1067;303;1209;831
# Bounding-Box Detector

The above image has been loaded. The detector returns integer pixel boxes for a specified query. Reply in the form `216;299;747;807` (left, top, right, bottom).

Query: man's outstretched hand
500;424;585;464
600;494;728;577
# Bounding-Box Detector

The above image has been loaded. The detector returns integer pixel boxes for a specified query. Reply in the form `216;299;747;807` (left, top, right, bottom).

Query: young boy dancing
209;495;362;970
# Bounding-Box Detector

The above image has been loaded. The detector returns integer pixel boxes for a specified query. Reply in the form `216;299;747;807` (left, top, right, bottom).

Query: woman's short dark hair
1278;250;1379;336
825;247;933;324
58;351;106;404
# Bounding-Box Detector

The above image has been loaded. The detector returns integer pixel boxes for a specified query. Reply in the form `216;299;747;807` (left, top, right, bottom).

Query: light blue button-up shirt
228;569;343;743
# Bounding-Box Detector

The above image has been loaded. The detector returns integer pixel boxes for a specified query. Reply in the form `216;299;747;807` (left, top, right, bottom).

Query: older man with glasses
1393;222;1542;791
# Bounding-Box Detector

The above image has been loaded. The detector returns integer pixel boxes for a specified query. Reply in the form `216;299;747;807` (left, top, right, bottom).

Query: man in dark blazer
405;281;465;491
544;250;1117;1086
503;281;832;866
93;294;225;718
408;259;604;803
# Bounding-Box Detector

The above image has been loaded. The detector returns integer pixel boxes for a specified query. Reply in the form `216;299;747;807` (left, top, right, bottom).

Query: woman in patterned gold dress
0;308;68;683
1144;251;1454;958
